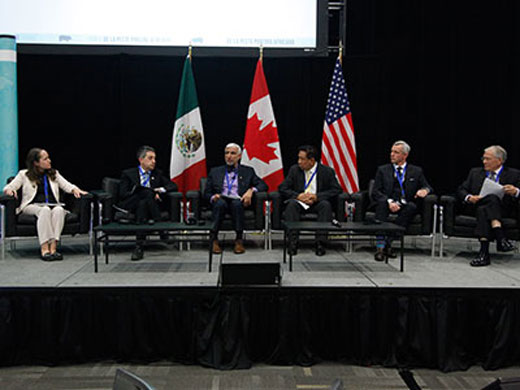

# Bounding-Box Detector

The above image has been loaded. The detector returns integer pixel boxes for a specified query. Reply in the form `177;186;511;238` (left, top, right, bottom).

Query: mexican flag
170;56;206;193
241;58;284;192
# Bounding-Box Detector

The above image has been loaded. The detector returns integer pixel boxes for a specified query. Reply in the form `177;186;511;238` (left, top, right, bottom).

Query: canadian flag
241;58;284;191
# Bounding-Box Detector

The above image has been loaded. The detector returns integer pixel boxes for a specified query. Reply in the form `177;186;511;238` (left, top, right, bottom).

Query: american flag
320;57;359;193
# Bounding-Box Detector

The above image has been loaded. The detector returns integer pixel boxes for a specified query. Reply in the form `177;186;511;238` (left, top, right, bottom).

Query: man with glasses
457;145;520;266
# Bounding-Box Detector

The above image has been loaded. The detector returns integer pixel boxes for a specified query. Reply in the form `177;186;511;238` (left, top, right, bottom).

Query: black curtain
15;0;520;194
2;287;520;371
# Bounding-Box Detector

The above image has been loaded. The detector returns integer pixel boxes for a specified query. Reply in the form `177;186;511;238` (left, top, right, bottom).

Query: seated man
278;145;342;256
204;143;267;254
372;140;433;261
119;145;178;261
457;145;520;267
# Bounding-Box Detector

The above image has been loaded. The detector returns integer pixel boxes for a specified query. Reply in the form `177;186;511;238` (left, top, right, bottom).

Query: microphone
331;219;341;228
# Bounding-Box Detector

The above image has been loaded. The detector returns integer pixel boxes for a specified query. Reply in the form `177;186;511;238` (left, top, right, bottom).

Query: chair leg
0;204;5;260
431;204;438;257
439;205;444;258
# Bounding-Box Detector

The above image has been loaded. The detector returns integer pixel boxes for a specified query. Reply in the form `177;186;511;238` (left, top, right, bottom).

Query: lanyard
394;165;407;198
139;166;151;187
487;166;504;182
225;169;238;193
43;174;49;203
304;169;317;191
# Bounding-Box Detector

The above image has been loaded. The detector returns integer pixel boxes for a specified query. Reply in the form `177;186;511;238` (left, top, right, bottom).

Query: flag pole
339;40;343;65
259;44;263;62
188;42;192;62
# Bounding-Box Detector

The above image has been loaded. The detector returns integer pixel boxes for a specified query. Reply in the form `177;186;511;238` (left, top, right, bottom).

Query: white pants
22;204;66;245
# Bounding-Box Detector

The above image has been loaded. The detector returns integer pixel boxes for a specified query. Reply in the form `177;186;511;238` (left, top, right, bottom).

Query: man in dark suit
457;145;520;267
119;145;178;260
204;143;267;254
372;140;433;261
278;145;342;256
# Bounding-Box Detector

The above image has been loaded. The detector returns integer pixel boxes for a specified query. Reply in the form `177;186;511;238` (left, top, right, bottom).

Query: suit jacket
119;167;177;201
457;166;520;210
204;164;267;202
3;169;77;214
372;163;432;203
278;163;342;202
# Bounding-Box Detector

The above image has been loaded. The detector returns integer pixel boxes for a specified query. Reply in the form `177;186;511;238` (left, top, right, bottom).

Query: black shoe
131;246;144;261
374;248;385;262
52;252;63;261
315;242;326;256
470;252;491;267
384;246;397;259
40;253;54;262
497;238;515;252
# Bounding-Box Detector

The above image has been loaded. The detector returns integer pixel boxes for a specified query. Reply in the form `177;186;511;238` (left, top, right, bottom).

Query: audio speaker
482;378;520;390
219;262;281;286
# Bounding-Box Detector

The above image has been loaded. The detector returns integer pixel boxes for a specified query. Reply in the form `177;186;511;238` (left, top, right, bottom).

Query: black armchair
93;177;182;224
186;177;268;247
438;195;520;257
0;185;94;259
351;179;438;254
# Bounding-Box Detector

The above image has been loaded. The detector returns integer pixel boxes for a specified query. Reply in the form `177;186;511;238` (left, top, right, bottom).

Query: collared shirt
222;166;240;197
304;162;318;194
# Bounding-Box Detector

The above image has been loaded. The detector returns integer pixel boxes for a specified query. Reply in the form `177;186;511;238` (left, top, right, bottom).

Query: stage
1;233;520;372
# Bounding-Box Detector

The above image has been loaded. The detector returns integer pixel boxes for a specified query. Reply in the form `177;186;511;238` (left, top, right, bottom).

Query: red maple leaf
243;113;279;164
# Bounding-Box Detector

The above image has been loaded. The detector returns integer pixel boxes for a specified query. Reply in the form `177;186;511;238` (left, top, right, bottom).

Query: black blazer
119;167;177;201
204;164;267;202
372;163;432;203
278;163;342;202
457;166;520;209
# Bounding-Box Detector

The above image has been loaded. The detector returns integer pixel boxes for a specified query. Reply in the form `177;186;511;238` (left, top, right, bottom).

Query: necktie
396;166;403;178
489;172;496;182
141;171;150;187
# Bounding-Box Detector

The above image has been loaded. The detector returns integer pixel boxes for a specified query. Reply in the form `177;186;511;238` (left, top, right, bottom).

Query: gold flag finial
339;41;343;64
260;44;263;61
188;43;192;61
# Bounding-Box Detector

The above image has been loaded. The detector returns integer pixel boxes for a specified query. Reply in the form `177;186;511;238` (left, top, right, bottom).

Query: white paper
296;200;310;210
479;178;504;199
220;194;241;200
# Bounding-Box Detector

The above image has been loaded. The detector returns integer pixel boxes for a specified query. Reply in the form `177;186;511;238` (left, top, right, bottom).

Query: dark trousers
375;199;418;228
284;199;332;243
211;197;245;238
464;194;507;239
120;189;162;223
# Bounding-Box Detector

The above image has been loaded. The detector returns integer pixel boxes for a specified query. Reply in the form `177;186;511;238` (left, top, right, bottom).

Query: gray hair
485;145;507;163
393;140;411;154
225;143;242;155
137;145;155;160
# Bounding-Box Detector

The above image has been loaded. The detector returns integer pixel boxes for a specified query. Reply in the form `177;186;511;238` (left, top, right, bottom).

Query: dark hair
298;145;318;160
137;145;155;160
25;148;56;182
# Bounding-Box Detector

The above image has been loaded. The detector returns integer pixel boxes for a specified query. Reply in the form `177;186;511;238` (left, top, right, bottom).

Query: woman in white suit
3;148;87;261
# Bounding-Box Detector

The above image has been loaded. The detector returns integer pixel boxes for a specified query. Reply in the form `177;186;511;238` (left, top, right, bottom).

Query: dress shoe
131;246;144;261
470;252;491;267
40;253;54;262
52;252;64;261
212;240;222;254
374;248;385;262
233;239;246;254
147;219;155;225
384;246;397;259
497;238;515;252
315;242;326;256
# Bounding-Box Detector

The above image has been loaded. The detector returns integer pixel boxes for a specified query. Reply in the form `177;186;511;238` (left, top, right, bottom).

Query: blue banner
0;35;18;187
